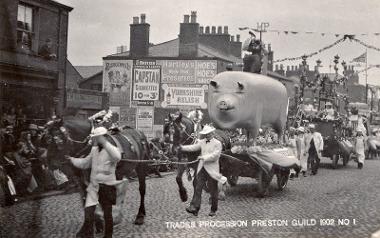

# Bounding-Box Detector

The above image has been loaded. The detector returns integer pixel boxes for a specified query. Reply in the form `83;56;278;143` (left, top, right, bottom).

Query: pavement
1;158;380;238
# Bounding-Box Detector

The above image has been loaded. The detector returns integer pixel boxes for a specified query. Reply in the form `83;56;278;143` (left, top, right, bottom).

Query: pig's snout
217;100;234;111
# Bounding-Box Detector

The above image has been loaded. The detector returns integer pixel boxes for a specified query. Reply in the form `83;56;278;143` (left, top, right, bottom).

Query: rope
67;135;90;144
119;157;200;165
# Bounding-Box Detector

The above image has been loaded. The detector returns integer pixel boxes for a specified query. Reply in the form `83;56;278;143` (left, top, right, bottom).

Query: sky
57;0;380;86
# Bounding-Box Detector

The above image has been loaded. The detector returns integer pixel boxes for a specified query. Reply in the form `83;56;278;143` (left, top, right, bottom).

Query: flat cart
220;147;300;197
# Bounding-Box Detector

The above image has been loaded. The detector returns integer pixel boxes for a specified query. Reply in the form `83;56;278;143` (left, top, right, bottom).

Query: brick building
0;0;72;124
102;12;246;138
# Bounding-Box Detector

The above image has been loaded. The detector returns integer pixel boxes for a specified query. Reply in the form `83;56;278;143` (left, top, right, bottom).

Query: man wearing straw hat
66;127;122;238
179;124;227;217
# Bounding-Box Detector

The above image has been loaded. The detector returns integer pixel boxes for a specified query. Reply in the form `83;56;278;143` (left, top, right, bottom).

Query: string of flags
272;37;347;63
269;35;380;63
352;38;380;52
356;65;380;74
238;27;380;37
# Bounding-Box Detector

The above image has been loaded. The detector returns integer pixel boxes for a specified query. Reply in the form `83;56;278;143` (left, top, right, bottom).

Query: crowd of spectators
0;106;72;207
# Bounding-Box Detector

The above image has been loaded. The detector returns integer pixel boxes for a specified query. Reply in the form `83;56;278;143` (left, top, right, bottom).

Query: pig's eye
210;81;218;89
237;82;244;91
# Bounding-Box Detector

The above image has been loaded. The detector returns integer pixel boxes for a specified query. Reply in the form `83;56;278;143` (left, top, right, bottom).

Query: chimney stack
130;14;150;57
224;26;228;34
217;26;222;34
236;34;240;42
231;35;235;42
179;11;199;57
199;26;204;34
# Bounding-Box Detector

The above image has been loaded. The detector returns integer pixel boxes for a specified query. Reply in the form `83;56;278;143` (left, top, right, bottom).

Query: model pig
208;71;288;141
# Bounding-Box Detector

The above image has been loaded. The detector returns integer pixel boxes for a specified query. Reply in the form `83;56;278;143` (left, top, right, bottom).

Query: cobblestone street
2;158;380;238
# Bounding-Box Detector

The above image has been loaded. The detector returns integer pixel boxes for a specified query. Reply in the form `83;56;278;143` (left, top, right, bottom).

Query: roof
75;66;103;79
106;38;242;63
267;71;294;82
49;0;73;11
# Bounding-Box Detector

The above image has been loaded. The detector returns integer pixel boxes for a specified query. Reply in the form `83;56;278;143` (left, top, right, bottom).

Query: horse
163;112;231;202
44;116;151;230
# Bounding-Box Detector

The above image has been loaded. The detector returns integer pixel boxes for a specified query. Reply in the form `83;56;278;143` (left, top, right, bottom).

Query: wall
103;58;221;138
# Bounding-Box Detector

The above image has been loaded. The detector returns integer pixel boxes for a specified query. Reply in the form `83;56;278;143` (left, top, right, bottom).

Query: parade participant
296;127;308;177
324;102;335;120
66;127;122;238
287;127;298;179
354;128;366;169
305;124;324;175
179;125;227;217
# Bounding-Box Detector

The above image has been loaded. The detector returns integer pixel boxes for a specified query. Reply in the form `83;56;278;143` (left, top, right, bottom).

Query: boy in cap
66;127;122;238
179;125;227;217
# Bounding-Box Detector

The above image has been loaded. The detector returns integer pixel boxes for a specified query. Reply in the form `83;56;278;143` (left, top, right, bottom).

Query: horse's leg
134;164;146;225
176;164;188;202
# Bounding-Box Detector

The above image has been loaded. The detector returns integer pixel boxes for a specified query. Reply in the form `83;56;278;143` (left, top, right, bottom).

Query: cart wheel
227;175;239;187
276;170;290;191
332;154;339;169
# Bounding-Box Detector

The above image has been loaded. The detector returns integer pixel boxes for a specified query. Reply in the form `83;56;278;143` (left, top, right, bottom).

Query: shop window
17;4;34;51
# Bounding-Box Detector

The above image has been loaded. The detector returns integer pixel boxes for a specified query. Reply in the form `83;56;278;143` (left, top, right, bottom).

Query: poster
161;84;208;108
136;107;154;138
103;60;133;105
132;60;161;104
158;60;217;84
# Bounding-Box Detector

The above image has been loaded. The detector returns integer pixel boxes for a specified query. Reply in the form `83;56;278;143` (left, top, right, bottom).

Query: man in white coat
66;127;122;238
179;125;227;217
305;124;324;175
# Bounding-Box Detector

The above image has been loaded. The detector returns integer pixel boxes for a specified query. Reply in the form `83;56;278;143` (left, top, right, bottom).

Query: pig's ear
237;82;244;91
210;80;218;89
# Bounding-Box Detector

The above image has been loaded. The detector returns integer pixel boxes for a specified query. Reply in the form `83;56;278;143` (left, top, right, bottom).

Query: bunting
238;27;380;37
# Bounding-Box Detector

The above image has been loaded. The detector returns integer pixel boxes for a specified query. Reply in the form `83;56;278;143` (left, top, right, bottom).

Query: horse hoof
134;216;145;225
179;190;188;202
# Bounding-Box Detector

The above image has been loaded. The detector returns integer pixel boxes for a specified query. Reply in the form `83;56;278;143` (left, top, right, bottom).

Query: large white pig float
208;71;288;141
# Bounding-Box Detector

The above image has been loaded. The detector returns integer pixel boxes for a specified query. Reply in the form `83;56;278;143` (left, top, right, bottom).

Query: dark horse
164;112;230;202
45;116;151;227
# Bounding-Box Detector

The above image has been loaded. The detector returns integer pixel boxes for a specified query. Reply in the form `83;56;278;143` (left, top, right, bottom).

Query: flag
351;52;366;63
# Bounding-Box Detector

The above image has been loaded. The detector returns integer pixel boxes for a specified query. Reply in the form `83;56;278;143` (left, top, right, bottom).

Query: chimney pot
199;26;204;34
268;44;271;51
280;64;284;69
140;14;146;23
287;66;290;71
205;26;210;34
133;16;139;24
217;26;222;34
231;35;235;42
190;11;197;23
224;26;228;34
275;65;279;70
236;34;240;42
211;26;216;34
184;15;190;23
291;66;295;71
